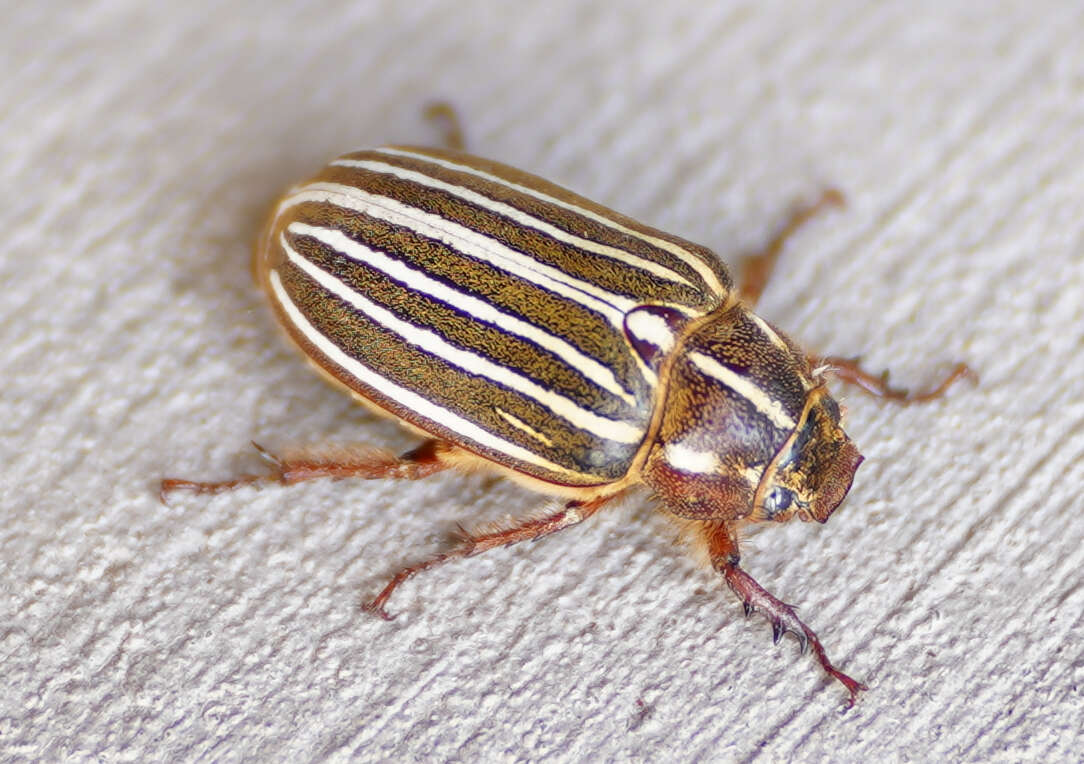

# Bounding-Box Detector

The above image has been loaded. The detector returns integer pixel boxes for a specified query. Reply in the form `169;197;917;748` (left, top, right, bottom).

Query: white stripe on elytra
623;309;678;355
371;147;729;298
288;222;637;407
687;351;796;431
280;233;645;445
496;408;555;448
275;184;632;328
268;270;585;478
332;158;696;289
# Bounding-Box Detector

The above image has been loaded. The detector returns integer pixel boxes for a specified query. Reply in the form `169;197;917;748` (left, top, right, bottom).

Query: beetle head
641;305;862;525
750;387;863;524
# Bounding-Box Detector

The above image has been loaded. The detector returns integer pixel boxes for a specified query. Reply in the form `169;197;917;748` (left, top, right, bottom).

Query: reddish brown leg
817;356;976;404
739;189;846;307
364;493;616;620
424;101;466;151
737;189;974;402
704;522;866;708
160;439;455;504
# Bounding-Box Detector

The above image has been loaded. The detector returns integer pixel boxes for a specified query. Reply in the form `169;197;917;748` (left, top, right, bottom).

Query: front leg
816;356;975;404
738;192;974;403
704;522;867;707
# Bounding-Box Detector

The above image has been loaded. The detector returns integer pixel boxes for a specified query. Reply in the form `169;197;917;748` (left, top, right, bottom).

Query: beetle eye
763;486;794;519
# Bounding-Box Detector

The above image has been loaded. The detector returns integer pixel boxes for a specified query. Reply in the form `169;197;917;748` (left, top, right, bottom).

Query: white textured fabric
3;1;1082;760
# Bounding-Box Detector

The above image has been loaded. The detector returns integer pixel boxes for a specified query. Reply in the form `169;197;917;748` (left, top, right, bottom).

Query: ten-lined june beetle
164;119;970;706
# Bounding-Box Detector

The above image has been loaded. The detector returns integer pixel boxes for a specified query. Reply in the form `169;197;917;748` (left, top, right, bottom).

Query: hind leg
160;438;457;503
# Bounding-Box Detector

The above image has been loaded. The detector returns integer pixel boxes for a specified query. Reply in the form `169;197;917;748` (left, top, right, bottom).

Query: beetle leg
704;522;866;707
364;493;615;620
738;189;846;307
424;101;467;151
816;356;976;404
160;438;456;503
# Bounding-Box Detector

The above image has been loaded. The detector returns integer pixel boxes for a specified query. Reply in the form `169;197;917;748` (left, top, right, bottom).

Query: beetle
163;108;971;706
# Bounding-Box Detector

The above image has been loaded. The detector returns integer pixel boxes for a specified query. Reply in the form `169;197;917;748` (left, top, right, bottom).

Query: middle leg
365;492;620;619
738;188;845;307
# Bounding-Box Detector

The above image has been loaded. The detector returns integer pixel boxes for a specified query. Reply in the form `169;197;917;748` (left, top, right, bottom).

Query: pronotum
164;109;970;706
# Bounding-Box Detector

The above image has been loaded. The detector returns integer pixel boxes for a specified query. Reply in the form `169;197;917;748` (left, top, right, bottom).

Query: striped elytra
167;136;967;707
258;146;739;486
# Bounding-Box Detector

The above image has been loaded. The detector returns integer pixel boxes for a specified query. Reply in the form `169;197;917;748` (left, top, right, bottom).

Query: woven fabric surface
2;1;1082;760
